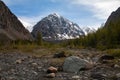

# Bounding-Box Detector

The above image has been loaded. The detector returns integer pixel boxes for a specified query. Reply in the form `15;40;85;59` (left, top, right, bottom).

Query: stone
53;51;66;58
84;63;94;70
63;56;91;73
114;64;120;68
99;55;114;62
8;77;16;80
116;73;120;78
91;73;106;80
72;75;80;79
10;69;15;72
32;71;38;75
47;66;58;73
37;66;42;71
15;59;22;64
46;73;56;78
31;63;38;66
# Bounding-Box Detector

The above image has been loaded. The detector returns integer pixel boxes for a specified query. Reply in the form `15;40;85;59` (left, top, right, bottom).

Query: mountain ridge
105;7;120;27
32;13;85;41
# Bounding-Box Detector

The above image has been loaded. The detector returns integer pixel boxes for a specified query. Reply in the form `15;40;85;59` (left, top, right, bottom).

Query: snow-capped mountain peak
51;13;61;18
32;13;85;41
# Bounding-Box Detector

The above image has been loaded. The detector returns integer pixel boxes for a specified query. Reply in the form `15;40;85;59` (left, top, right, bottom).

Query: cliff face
0;0;33;42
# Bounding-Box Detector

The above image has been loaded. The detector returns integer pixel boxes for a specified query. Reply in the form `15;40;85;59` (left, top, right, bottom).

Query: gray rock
46;73;56;78
63;56;90;73
114;64;120;68
98;54;114;63
72;75;80;80
8;77;17;80
15;59;22;64
91;73;106;80
31;63;38;66
116;73;120;78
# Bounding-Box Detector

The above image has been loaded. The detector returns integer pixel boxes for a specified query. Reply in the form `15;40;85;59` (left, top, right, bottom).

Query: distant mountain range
0;1;96;42
32;13;85;41
0;0;33;42
1;0;120;43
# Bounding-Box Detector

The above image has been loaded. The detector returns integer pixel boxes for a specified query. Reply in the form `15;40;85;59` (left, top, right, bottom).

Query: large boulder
63;56;92;73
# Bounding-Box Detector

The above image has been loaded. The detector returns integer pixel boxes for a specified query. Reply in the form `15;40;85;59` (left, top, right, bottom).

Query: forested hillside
66;7;120;49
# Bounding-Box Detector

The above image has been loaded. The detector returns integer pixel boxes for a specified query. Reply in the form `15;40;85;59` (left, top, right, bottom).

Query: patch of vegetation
105;49;120;58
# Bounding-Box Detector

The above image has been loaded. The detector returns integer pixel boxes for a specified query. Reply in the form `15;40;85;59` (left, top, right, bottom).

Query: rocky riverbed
0;49;120;80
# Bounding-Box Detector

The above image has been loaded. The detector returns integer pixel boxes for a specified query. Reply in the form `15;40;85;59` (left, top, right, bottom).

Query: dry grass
105;49;120;58
48;58;65;67
0;43;74;57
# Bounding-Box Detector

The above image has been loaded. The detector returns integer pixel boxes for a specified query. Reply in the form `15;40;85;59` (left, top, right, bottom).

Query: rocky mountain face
32;13;85;41
104;7;120;43
105;7;120;27
0;0;33;42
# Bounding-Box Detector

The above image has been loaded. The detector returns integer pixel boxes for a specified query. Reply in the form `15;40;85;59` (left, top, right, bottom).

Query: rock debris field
0;49;120;80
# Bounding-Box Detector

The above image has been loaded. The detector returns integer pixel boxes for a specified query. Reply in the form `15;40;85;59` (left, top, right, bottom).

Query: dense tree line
66;20;120;49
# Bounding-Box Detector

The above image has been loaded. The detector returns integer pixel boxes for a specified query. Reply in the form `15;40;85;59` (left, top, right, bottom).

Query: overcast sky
2;0;120;31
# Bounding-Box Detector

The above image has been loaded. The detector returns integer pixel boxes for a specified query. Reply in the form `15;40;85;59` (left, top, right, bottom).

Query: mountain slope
105;7;120;27
0;0;33;42
32;13;84;41
103;7;120;46
83;7;120;48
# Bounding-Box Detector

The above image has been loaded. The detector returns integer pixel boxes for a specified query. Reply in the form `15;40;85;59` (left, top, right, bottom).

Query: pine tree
36;32;42;45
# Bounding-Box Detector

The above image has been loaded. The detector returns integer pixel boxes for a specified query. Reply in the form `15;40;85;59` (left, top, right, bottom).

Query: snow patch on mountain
82;27;96;35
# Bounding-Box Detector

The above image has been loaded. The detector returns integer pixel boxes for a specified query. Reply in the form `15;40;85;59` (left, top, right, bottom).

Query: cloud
71;0;120;20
